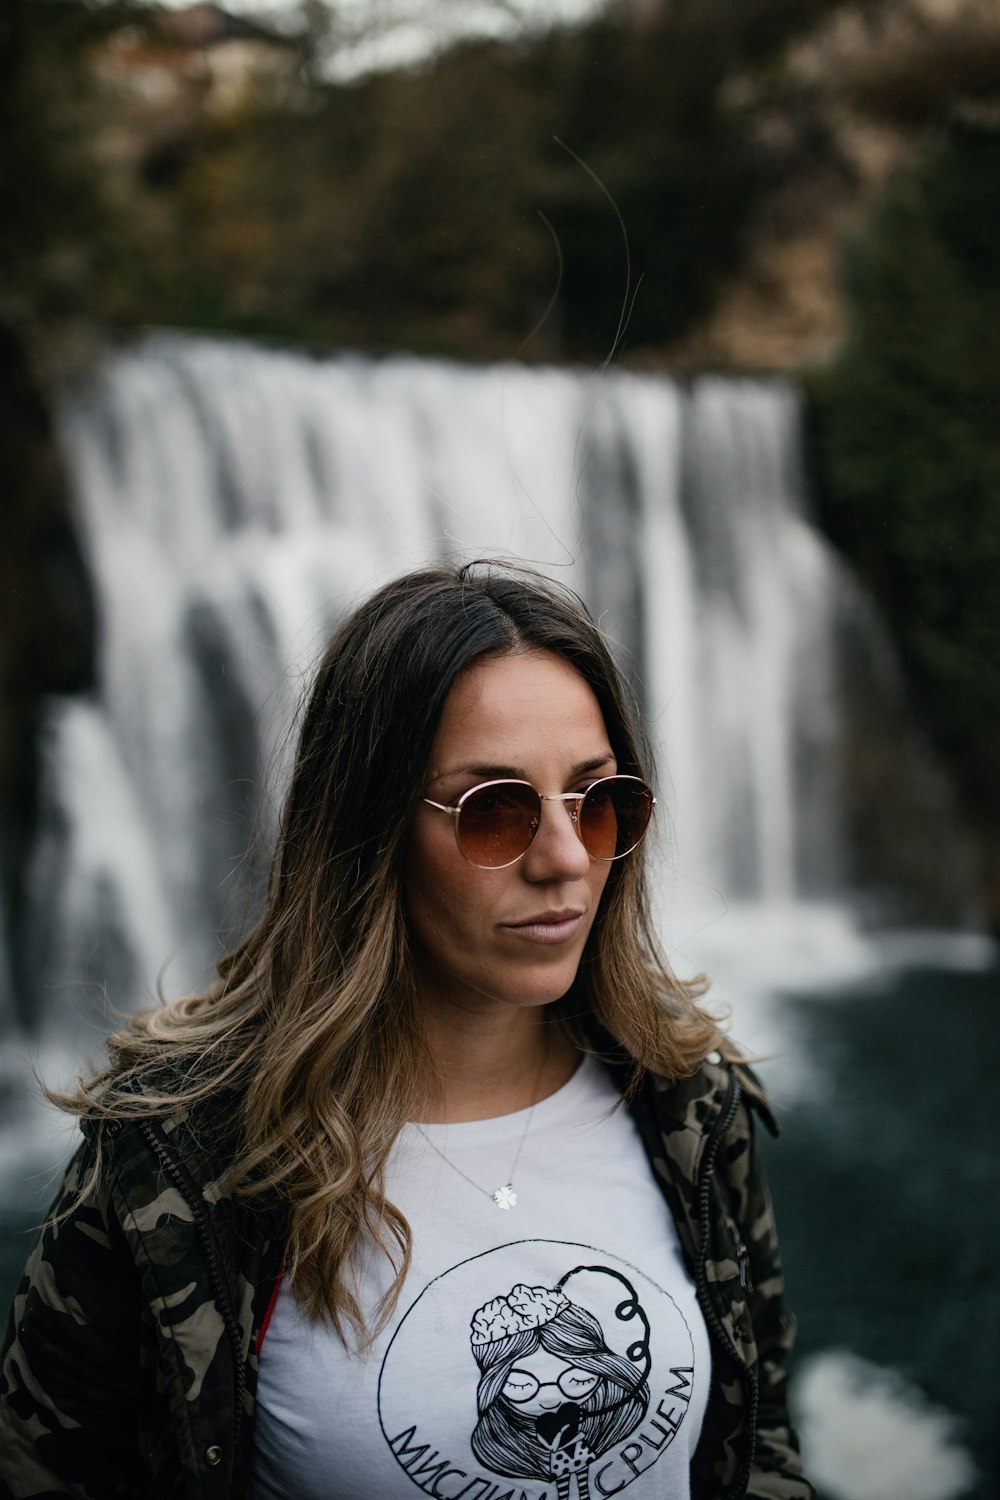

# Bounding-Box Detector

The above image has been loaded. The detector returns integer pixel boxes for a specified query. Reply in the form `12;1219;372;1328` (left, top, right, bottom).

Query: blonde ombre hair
58;562;725;1340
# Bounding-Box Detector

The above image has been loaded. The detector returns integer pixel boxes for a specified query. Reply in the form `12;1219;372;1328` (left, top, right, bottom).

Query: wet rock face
832;590;984;930
0;322;96;1007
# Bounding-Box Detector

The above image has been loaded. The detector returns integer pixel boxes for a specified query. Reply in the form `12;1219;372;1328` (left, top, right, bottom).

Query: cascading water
0;330;979;1153
48;335;841;983
3;333;994;1499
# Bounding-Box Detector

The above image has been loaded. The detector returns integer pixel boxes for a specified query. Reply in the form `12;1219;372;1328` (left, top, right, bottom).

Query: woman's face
404;649;615;1022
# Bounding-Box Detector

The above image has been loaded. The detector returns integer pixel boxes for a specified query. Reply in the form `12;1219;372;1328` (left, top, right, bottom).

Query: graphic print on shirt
378;1240;698;1500
469;1272;650;1500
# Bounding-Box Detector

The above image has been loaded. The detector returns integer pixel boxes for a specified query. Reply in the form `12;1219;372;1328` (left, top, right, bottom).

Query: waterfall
3;333;991;1497
3;329;981;1159
33;333;842;998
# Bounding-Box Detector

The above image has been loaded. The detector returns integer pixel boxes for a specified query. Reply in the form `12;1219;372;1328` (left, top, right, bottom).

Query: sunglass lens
580;779;653;860
457;782;541;868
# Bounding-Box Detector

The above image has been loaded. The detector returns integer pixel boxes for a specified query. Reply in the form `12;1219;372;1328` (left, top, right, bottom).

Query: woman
0;561;813;1499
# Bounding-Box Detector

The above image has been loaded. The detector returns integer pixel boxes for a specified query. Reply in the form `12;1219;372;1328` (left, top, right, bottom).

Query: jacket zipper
737;1240;754;1294
139;1121;248;1455
694;1075;759;1500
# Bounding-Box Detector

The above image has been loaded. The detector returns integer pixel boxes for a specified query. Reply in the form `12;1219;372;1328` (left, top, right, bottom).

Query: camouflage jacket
0;1058;813;1500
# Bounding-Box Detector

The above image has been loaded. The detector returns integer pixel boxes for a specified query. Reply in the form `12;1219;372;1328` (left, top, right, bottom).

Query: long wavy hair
56;561;725;1339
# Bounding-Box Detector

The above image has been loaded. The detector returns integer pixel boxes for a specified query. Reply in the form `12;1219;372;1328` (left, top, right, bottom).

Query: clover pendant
492;1184;517;1210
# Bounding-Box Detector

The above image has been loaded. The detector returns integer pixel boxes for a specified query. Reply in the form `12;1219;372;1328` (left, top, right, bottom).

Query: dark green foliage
809;122;1000;889
0;0;112;979
0;0;138;336
1;0;848;360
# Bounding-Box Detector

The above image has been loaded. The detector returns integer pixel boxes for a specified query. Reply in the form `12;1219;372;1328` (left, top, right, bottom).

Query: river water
767;954;998;1500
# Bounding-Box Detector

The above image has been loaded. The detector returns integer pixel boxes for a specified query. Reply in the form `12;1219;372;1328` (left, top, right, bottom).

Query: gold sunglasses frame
422;773;655;870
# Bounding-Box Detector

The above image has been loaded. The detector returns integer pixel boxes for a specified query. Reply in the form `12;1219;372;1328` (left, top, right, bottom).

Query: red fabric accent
256;1260;284;1356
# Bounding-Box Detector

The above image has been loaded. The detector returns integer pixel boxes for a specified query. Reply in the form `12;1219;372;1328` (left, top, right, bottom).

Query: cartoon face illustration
501;1350;601;1416
470;1282;650;1493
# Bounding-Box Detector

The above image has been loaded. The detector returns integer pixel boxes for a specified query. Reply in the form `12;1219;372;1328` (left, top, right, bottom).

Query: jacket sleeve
0;1139;148;1500
733;1096;815;1500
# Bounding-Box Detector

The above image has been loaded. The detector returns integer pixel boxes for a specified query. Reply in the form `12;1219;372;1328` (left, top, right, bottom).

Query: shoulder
72;1083;250;1246
67;1091;282;1338
623;1051;780;1222
639;1052;779;1144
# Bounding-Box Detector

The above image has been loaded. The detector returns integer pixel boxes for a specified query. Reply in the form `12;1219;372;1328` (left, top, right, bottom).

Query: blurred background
1;0;998;1494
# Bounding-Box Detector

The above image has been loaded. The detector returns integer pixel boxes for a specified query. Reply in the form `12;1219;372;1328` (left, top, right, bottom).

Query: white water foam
795;1350;977;1500
654;886;997;1104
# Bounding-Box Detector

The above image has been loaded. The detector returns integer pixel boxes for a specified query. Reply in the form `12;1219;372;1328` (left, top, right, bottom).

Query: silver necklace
414;1047;547;1211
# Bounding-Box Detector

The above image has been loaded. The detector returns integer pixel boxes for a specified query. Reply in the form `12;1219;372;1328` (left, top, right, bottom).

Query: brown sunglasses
422;774;654;869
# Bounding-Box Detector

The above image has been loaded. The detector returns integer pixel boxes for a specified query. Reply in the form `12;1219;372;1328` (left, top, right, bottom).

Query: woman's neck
416;1008;580;1124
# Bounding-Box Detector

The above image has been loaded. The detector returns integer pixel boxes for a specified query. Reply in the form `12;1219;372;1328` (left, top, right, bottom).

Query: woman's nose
521;799;591;880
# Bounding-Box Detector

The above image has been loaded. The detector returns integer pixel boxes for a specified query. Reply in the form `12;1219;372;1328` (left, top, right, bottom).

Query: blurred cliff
1;0;999;934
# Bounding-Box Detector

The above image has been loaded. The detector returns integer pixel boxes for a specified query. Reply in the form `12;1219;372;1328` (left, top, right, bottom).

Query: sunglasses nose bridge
546;792;584;830
534;791;589;853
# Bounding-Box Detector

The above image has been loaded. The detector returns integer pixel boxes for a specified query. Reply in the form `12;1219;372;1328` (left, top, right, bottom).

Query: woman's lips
503;910;585;944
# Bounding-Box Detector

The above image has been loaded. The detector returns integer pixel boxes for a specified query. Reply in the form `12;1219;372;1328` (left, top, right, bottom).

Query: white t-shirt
251;1055;711;1500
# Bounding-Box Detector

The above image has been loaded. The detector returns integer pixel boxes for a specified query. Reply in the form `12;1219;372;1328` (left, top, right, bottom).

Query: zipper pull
737;1239;754;1294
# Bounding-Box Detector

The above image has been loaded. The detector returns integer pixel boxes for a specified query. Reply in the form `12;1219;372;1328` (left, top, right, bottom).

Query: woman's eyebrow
447;762;524;780
432;753;616;783
572;754;617;776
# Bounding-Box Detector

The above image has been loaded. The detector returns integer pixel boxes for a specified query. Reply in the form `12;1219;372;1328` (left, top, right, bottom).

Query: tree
810;117;1000;917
